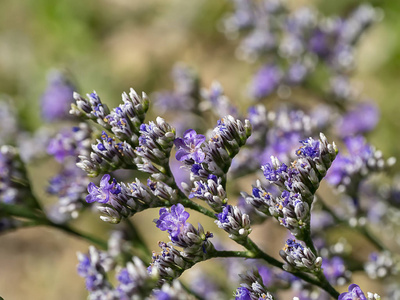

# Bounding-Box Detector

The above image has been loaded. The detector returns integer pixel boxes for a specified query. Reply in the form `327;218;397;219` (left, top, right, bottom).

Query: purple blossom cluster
41;71;76;122
222;1;380;102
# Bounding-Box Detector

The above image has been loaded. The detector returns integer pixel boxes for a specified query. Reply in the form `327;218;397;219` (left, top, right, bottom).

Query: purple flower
41;71;75;122
251;64;282;99
261;163;280;182
153;291;171;300
336;103;379;137
116;268;131;285
339;284;367;300
296;138;320;159
326;135;374;188
309;29;331;58
155;204;190;241
174;129;206;163
85;174;121;204
216;205;230;224
322;256;348;285
235;287;252;300
47;130;75;162
258;265;274;287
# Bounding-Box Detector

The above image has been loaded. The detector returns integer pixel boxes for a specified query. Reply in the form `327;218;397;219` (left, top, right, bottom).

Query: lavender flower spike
189;175;227;212
41;70;75;122
235;269;275;300
148;242;194;283
155;204;214;259
215;205;251;242
76;246;114;295
279;239;322;272
116;256;158;299
174;129;206;163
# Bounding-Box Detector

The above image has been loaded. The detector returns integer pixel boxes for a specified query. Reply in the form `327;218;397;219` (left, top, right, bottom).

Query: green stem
180;197;217;219
0;203;44;220
211;250;254;258
316;270;340;299
0;203;108;249
302;223;318;255
244;238;284;269
44;221;108;249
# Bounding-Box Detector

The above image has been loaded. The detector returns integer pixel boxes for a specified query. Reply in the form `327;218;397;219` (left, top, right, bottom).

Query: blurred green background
0;0;399;298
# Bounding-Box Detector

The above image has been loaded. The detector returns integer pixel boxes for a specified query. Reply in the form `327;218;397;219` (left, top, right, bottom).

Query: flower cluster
339;284;381;300
175;116;251;180
0;146;32;205
77;246;115;297
222;1;380;102
72;89;149;177
244;134;337;238
279;239;322;272
135;118;176;184
155;204;214;259
215;204;251;242
235;269;274;300
189;175;227;212
85;174;177;223
327;135;395;204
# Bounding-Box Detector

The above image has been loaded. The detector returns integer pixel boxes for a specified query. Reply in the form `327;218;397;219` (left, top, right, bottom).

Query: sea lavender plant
2;1;400;300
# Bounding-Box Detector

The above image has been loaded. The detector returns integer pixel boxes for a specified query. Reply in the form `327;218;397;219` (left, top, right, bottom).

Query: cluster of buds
148;242;194;283
327;135;396;199
76;246;115;297
235;269;275;300
71;90;148;132
135;118;176;185
116;256;158;299
77;130;136;177
189;175;227;212
215;205;251;243
105;89;149;145
364;251;399;280
279;239;322;272
203;116;251;176
244;134;337;237
155;204;214;260
86;175;177;223
246;189;309;236
262;134;337;200
0;146;32;205
71;92;111;128
175;116;251;182
71;89;150;177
